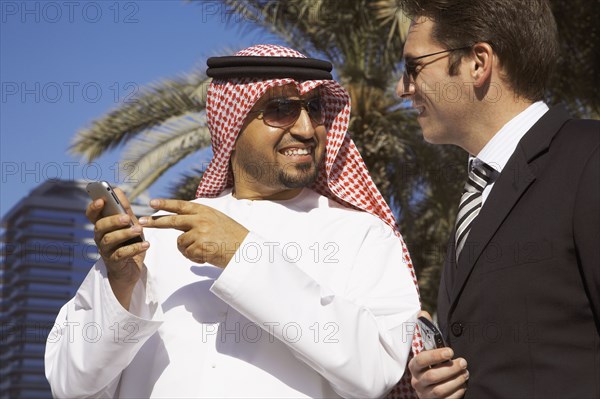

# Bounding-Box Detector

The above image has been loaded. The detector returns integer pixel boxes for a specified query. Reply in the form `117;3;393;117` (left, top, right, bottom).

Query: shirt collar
470;101;549;173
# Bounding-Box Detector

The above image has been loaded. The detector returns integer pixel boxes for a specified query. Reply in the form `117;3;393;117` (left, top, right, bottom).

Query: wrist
108;271;137;310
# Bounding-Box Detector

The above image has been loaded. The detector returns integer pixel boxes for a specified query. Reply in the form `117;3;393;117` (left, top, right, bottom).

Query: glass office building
0;180;151;398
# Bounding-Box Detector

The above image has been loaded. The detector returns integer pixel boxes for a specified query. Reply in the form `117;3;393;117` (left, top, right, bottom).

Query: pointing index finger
141;199;212;230
149;199;205;215
139;214;191;231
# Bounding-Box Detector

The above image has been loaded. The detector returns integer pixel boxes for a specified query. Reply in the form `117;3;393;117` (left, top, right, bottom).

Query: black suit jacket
437;106;600;398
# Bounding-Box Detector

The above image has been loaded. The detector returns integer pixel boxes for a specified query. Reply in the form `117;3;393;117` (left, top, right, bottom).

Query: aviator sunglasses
248;97;326;128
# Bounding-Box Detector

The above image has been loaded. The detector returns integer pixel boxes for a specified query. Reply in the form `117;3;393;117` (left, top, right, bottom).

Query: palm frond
217;0;319;56
70;74;211;161
372;0;412;44
120;112;211;199
168;168;205;200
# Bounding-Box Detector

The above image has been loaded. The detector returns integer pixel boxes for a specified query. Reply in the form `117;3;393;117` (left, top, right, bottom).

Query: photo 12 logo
1;81;139;104
0;161;140;184
1;1;140;24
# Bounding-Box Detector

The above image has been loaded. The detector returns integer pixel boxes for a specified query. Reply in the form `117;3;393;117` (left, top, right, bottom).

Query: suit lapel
448;105;572;310
449;150;535;306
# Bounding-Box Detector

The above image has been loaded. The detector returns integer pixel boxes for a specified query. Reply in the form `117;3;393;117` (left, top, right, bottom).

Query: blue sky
1;0;284;217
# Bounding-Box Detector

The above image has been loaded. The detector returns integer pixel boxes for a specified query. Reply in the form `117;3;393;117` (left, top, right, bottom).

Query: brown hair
402;0;559;101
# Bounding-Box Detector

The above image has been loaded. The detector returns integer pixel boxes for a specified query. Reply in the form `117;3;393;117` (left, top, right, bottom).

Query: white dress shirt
473;101;549;204
45;188;420;398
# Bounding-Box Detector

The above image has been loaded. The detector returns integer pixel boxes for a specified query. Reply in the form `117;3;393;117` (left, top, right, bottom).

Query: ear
470;42;494;88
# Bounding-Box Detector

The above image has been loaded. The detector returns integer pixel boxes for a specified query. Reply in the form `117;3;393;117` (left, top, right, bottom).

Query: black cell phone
417;316;447;350
86;181;143;245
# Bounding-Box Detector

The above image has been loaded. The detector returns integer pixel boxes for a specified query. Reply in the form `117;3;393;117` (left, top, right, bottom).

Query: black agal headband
206;56;333;80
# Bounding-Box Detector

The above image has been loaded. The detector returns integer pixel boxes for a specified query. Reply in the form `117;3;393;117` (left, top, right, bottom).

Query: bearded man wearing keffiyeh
46;45;421;399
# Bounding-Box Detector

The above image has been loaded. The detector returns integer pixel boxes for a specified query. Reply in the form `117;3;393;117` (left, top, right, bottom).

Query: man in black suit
396;0;599;397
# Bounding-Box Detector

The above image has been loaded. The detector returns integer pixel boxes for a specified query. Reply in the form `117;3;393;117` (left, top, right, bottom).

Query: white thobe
45;188;420;398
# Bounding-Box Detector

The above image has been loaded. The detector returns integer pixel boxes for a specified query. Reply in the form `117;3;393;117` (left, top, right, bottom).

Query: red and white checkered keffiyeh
196;44;422;398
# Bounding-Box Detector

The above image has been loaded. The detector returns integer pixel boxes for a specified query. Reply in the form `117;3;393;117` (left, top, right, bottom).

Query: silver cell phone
417;316;447;351
86;181;143;245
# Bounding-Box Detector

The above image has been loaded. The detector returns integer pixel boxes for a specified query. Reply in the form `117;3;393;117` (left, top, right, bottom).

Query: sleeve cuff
75;259;164;323
210;231;262;302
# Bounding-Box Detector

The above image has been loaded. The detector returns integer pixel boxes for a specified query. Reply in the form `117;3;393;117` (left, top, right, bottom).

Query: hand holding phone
408;315;468;398
417;316;447;350
86;181;143;245
85;181;148;309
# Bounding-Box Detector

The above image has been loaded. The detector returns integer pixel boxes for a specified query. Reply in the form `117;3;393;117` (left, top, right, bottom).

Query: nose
289;108;316;139
396;74;415;99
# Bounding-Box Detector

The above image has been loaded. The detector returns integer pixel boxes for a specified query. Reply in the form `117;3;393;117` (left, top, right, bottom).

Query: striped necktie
455;161;497;261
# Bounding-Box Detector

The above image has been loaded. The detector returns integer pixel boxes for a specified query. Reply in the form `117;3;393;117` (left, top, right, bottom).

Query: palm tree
70;0;599;313
70;74;213;199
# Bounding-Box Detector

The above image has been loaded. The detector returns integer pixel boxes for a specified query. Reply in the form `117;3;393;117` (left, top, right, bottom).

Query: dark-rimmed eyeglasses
401;46;472;94
248;97;325;128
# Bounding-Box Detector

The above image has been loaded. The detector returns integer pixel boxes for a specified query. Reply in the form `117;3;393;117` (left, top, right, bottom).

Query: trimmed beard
278;161;319;188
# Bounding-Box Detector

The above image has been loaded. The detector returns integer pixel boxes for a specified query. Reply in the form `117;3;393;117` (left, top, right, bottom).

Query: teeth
283;148;310;156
